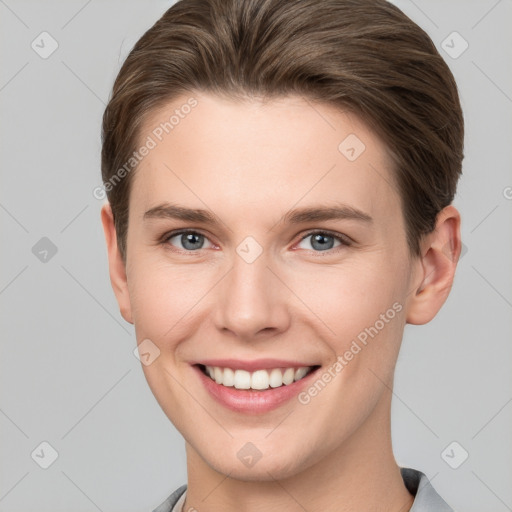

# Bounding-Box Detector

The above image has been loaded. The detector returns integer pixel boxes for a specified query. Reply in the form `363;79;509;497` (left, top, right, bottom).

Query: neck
183;390;413;512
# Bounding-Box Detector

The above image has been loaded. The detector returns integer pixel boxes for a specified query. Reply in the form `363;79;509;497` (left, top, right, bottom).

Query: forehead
130;92;400;226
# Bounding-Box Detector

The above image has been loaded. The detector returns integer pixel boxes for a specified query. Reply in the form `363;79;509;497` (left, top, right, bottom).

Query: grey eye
298;233;342;251
168;232;212;251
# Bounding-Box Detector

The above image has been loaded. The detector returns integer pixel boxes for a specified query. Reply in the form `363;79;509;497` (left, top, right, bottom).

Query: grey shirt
152;467;454;512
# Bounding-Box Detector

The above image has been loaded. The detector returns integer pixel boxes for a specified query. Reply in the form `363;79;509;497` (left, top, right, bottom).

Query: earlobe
100;204;134;325
406;205;461;325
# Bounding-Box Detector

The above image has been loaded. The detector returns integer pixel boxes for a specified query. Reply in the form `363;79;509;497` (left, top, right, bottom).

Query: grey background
0;1;511;511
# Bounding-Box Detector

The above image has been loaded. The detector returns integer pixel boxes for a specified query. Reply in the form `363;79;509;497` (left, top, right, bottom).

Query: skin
101;92;461;512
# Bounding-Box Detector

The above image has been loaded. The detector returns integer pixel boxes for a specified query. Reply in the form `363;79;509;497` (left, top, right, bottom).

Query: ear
406;205;461;325
100;203;133;324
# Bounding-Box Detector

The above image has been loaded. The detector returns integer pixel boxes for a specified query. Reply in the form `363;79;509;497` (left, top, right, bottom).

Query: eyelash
297;230;353;252
159;229;353;254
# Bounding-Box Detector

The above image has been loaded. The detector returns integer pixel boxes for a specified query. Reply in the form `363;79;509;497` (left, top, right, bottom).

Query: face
109;92;426;480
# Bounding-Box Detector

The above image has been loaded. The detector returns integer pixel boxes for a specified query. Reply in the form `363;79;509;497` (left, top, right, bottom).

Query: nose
213;250;291;340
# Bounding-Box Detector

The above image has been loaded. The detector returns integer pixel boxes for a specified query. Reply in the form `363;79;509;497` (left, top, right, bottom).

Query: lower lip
193;365;320;414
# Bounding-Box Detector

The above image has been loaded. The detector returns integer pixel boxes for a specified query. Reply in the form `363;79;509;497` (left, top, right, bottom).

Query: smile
192;361;321;414
200;364;317;390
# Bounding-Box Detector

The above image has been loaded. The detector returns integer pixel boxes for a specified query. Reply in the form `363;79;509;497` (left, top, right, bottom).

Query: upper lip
192;359;318;372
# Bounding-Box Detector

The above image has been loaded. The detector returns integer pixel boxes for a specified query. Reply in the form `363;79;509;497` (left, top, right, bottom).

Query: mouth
197;364;320;391
192;361;321;414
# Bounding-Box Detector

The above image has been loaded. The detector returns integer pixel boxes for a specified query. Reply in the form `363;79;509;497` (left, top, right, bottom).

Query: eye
164;230;214;251
296;231;350;252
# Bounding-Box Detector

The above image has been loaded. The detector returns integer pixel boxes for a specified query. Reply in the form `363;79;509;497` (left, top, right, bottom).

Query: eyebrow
143;202;373;225
281;205;372;225
143;203;217;224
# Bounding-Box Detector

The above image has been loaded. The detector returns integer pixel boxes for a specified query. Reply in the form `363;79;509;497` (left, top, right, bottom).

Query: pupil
312;234;334;251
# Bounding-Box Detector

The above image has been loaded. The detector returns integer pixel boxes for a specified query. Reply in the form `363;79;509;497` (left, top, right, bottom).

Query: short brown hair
101;0;464;263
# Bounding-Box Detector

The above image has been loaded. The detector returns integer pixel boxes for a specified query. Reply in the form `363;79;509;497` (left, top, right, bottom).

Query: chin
199;444;314;482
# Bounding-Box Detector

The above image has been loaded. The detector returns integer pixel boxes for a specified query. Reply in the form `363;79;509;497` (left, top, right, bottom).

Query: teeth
234;369;251;389
282;368;295;385
204;365;313;390
269;368;283;388
251;370;269;390
294;367;309;381
223;367;235;387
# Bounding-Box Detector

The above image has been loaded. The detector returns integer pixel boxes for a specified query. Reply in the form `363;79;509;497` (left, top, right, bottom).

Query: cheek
127;260;210;346
290;256;403;338
286;255;408;401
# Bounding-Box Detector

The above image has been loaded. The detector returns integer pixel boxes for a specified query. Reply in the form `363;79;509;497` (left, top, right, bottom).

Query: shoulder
152;484;187;512
401;467;454;511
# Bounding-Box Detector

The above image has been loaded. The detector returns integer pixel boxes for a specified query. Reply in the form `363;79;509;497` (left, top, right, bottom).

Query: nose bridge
214;242;289;338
